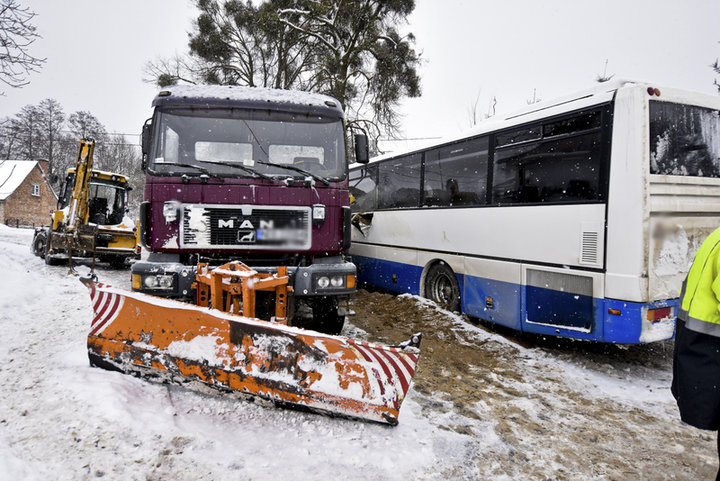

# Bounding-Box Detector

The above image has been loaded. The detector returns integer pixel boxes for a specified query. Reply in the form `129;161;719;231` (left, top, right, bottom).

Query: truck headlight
143;274;174;290
314;275;347;290
163;202;179;223
312;204;325;225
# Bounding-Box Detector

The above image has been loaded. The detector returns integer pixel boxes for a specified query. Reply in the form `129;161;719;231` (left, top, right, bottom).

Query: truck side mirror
141;118;152;171
141;119;152;157
354;134;369;164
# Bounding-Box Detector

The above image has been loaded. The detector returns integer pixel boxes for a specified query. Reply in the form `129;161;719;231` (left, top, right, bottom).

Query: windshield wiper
254;160;330;186
237;118;330;186
195;160;274;181
169;162;213;176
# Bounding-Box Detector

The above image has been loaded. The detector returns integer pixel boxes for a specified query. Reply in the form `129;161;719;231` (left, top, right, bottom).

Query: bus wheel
425;262;460;312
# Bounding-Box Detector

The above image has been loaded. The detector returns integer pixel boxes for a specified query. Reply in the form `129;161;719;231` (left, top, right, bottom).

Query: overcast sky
2;0;719;151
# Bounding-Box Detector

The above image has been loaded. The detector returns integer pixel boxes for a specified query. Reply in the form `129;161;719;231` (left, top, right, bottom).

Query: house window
31;183;40;197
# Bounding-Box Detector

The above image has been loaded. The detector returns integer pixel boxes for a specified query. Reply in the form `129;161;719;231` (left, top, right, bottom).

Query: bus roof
151;84;345;119
359;80;710;166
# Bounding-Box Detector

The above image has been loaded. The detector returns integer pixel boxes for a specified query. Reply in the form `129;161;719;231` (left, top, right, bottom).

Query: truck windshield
149;108;347;182
650;100;720;177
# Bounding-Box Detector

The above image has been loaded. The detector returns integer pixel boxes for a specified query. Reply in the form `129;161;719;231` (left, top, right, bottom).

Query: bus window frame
355;102;613;212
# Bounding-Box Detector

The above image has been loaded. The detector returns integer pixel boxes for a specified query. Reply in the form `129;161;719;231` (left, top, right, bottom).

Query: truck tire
43;234;64;266
104;255;128;270
32;231;47;258
424;262;461;312
307;297;345;335
45;252;64;266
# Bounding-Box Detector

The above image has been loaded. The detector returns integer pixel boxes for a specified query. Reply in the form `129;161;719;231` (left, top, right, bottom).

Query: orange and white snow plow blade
84;281;421;425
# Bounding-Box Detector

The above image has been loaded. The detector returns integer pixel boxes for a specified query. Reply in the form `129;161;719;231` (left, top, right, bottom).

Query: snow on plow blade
84;281;421;425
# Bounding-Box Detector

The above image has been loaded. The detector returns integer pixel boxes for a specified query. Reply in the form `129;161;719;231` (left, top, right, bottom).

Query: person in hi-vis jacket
672;225;720;481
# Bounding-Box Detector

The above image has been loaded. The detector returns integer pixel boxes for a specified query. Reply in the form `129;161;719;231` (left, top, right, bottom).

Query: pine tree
145;0;421;142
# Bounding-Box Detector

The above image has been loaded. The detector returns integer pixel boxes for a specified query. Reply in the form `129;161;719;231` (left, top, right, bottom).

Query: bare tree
144;54;199;87
10;103;40;159
0;0;44;92
36;98;64;175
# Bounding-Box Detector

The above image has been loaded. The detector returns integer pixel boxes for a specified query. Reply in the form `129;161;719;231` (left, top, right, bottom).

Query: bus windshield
650;101;720;177
149;108;346;182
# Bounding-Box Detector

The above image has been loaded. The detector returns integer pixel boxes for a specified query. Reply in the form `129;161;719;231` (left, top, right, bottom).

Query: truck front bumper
131;255;357;299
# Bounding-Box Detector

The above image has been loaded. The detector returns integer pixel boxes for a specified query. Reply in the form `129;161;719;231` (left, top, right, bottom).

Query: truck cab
131;85;367;334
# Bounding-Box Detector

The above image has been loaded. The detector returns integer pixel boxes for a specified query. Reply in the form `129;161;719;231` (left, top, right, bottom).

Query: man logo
218;219;256;229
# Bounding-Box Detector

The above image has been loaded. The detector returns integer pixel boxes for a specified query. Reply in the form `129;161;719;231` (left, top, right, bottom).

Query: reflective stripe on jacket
679;225;720;337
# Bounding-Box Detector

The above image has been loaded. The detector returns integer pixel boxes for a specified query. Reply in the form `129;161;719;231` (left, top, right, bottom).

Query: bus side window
423;136;489;207
377;154;421;209
492;112;605;205
349;166;378;212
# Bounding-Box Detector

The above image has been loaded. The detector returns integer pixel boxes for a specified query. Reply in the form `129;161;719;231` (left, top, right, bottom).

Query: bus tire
425;262;461;312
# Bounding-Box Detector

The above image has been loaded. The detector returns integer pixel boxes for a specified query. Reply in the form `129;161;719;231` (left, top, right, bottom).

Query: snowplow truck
32;139;140;268
86;86;421;423
131;85;370;335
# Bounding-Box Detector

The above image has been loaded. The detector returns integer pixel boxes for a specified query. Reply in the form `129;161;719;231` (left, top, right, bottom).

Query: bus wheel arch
421;260;461;312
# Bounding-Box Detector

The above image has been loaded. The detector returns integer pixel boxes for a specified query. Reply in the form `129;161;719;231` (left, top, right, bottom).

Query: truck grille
181;204;311;250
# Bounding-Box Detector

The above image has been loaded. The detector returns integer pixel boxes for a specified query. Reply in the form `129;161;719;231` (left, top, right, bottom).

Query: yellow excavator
32;139;140;269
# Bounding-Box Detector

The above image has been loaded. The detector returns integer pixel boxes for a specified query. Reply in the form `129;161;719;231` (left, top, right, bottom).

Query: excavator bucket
83;265;421;425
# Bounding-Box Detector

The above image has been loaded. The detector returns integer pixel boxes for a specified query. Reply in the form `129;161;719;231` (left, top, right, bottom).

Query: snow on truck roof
0;160;40;201
152;84;345;119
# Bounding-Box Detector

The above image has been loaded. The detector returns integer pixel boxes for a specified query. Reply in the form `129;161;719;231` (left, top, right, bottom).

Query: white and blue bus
349;80;720;343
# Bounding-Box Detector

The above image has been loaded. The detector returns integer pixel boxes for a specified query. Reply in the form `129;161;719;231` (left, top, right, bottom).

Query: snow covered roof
361;79;651;166
0;160;41;201
152;84;345;119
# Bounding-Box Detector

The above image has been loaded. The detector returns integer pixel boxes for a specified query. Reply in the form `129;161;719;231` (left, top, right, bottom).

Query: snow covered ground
0;224;716;480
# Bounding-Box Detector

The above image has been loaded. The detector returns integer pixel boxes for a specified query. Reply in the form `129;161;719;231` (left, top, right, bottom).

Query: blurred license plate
255;227;305;243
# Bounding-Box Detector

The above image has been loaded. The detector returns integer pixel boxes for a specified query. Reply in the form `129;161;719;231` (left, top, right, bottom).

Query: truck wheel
424;262;461;312
43;236;64;266
309;297;345;335
106;255;128;270
44;253;63;266
32;232;47;258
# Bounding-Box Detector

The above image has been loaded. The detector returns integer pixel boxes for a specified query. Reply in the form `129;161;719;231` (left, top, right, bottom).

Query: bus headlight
330;275;344;287
317;276;330;289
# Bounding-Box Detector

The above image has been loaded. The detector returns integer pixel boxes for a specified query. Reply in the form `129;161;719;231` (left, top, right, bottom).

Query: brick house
0;160;57;227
